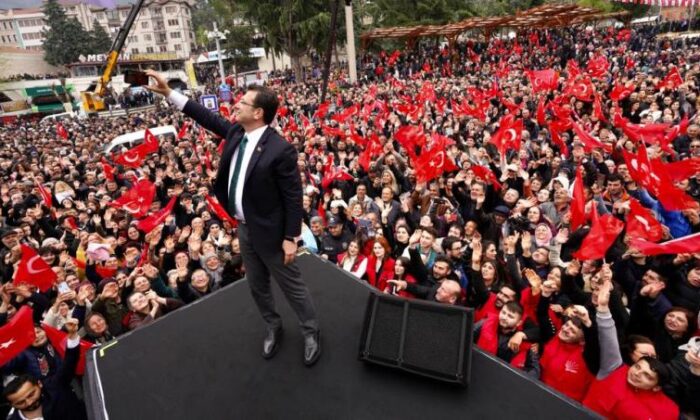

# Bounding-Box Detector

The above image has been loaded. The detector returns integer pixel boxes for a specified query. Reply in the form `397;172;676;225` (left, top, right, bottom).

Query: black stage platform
84;253;597;419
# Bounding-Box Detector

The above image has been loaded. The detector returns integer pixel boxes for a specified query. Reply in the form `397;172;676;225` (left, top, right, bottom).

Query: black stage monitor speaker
359;292;474;387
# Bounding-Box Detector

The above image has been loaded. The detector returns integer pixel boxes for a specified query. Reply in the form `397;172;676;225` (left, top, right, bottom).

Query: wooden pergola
360;4;630;49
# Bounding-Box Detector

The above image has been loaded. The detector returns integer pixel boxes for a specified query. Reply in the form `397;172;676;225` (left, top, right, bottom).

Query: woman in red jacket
384;256;416;298
365;237;394;292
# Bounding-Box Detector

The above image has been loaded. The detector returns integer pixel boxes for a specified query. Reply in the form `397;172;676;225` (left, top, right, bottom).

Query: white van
40;111;86;123
104;125;177;155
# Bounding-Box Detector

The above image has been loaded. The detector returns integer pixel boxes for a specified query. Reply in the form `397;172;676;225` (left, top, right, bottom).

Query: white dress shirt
167;90;266;222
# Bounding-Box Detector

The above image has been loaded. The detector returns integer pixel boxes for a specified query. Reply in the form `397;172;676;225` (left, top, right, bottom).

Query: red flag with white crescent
14;244;57;292
206;195;238;229
177;121;191;139
626;198;664;243
35;179;52;209
41;323;93;375
0;307;36;367
136;196;177;233
108;179;155;218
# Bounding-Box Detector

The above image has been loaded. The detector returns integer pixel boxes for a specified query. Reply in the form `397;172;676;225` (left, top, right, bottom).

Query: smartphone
124;70;149;86
57;281;70;294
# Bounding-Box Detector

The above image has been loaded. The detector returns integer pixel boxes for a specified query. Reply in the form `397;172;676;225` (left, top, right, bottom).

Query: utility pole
344;0;357;83
208;21;227;82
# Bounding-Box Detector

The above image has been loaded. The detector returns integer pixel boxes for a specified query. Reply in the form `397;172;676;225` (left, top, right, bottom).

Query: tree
223;0;334;80
41;0;92;66
89;19;112;54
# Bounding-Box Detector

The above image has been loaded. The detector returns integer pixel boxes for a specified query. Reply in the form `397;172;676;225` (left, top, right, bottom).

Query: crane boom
81;0;146;113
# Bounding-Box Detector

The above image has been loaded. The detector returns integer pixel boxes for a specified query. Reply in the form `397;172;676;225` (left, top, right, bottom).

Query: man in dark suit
145;70;320;366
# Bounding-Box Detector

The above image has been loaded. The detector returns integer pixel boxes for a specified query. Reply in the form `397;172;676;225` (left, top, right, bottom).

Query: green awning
32;103;67;113
24;85;72;97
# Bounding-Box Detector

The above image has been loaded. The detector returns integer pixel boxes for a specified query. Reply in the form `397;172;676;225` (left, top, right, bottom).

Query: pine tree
89;19;113;54
41;0;93;66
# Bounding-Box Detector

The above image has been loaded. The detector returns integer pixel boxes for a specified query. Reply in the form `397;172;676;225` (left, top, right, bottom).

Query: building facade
0;0;197;59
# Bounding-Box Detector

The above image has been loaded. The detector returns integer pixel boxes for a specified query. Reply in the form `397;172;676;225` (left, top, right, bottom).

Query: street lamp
344;0;357;83
206;22;229;82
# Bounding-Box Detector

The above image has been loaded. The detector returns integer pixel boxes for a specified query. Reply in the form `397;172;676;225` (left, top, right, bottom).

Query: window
127;35;138;43
131;48;139;54
168;19;178;26
151;7;162;16
174;44;181;51
96;12;104;20
166;6;177;14
12;35;16;41
170;31;181;39
1;36;5;43
121;10;128;18
106;10;118;20
141;21;149;29
146;46;154;53
144;34;152;41
159;45;167;52
157;34;167;43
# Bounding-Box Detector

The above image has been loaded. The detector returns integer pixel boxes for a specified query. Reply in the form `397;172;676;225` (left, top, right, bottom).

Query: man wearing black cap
320;216;353;264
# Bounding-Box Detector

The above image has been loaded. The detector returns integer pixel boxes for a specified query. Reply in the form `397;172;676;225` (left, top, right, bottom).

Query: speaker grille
403;307;464;376
367;299;403;361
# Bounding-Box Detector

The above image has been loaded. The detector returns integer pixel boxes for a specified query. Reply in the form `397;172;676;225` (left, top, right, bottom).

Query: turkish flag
41;324;93;375
536;96;547;125
109;179;155;218
56;123;69;140
586;55;609;79
100;158;115;182
387;50;400;67
610;82;635;102
321;166;354;189
313;102;330;120
0;306;36;366
136;196;177;233
394;125;425;159
14;244;57;292
359;136;383;173
656;67;684;90
143;128;159;154
652;157;700;183
567;59;581;79
414;146;458;183
631;232;700;256
490;116;523;155
470;165;502;191
35;178;52;209
593;94;607;123
206;195;238;228
570;167;586;232
113;146;147;169
571;121;610;152
566;77;596;102
626;198;663;242
527;69;559;93
177;121;191;139
572;207;624;261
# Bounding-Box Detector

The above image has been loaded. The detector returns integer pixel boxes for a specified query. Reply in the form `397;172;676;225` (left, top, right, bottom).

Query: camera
509;215;530;233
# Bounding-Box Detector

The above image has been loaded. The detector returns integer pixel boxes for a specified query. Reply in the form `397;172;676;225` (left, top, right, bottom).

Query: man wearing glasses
145;70;321;366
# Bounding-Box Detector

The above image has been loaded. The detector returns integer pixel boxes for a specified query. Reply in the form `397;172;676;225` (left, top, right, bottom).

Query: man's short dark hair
442;236;462;253
421;226;438;240
607;173;624;185
433;254;453;270
3;374;37;400
503;300;524;316
248;85;279;125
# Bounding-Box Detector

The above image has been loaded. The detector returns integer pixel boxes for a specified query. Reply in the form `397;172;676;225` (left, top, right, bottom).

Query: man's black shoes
303;331;321;366
262;328;283;359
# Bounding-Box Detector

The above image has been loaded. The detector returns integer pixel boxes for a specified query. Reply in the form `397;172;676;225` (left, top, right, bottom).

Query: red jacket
366;256;395;292
475;293;498;322
540;337;593;402
337;253;367;273
583;365;679;420
477;314;530;369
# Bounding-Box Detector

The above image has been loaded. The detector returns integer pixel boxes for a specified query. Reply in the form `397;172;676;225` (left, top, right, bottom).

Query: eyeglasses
238;100;256;108
690;144;700;149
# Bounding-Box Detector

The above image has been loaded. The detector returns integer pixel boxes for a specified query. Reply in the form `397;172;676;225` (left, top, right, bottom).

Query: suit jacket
182;100;303;256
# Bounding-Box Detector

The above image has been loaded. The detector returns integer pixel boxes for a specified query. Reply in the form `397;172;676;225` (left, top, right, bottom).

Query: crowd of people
0;20;699;419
